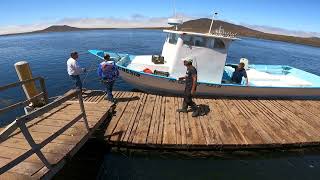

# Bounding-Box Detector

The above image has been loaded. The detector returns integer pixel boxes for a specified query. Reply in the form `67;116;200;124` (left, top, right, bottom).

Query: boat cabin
125;29;237;83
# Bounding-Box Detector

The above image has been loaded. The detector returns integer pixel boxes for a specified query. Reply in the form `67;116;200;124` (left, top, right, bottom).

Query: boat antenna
168;0;183;30
173;0;177;17
208;12;218;34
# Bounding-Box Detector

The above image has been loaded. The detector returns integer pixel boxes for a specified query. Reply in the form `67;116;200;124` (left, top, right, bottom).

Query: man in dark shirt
231;62;249;85
177;58;199;117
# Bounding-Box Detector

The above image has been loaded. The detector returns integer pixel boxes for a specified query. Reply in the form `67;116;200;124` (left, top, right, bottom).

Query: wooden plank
1;171;36;180
263;100;320;140
232;100;281;144
294;100;320;119
222;99;264;145
191;101;207;145
146;95;161;144
110;92;139;142
206;99;238;145
162;96;176;145
201;98;223;146
132;94;156;144
254;100;316;141
177;97;187;145
1;137;74;155
156;95;166;145
174;97;182;145
104;92;130;139
127;93;149;143
121;93;147;143
193;98;211;145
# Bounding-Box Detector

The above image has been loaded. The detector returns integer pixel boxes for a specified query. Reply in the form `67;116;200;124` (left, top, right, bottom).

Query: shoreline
1;27;319;49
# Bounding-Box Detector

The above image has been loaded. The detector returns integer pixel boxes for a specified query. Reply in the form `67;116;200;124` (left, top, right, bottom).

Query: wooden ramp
105;91;320;150
0;90;112;179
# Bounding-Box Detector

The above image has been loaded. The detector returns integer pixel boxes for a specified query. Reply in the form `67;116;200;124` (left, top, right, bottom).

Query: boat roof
163;29;239;40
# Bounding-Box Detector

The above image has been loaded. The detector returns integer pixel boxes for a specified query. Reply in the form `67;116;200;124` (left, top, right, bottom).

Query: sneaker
176;109;188;113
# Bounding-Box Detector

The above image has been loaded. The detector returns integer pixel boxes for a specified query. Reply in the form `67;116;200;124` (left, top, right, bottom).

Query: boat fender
143;68;153;74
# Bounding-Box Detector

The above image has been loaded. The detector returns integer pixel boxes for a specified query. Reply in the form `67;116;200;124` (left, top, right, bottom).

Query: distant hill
33;25;84;33
177;18;320;47
1;21;320;47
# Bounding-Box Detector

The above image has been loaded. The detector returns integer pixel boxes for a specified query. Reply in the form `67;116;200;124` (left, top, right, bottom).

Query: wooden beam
0;77;42;92
0;92;44;115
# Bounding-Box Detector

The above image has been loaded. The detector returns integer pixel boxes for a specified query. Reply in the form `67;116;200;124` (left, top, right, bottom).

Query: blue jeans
69;75;82;90
104;80;115;101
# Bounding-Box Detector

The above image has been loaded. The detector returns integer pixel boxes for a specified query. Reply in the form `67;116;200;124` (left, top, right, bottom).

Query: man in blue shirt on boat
231;62;249;85
97;54;119;103
177;57;199;117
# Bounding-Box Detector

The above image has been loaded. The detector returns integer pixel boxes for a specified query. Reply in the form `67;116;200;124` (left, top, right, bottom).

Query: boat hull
118;66;320;99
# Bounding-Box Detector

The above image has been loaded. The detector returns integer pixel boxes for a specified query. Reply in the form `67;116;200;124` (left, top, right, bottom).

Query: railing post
78;90;90;131
39;77;49;104
18;121;52;169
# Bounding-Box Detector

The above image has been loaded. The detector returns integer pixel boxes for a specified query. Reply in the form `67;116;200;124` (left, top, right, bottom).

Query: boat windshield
182;35;225;49
167;33;178;45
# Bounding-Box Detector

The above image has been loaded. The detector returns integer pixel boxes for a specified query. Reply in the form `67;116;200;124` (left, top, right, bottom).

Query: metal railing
0;78;89;174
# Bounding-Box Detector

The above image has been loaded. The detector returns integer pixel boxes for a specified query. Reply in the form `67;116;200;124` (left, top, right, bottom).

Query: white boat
89;19;320;99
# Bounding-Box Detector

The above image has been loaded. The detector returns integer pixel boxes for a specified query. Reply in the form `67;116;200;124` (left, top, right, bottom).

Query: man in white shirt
67;52;86;90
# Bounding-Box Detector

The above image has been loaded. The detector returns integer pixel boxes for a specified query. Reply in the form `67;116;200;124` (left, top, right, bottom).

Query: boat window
193;36;206;47
182;35;207;47
182;35;193;46
168;33;178;45
214;38;225;49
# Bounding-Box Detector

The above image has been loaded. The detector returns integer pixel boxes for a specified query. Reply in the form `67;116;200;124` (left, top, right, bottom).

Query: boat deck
105;91;320;150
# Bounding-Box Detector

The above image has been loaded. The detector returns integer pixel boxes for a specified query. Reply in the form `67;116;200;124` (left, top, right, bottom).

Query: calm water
1;29;320;179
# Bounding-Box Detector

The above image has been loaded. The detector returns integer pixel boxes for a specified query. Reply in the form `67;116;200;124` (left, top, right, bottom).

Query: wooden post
39;78;49;104
14;61;42;107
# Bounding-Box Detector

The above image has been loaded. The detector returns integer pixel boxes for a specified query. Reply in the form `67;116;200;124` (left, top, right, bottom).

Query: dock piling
14;61;44;107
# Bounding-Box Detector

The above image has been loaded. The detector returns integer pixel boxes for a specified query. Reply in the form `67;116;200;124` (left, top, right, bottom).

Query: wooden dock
0;89;112;179
105;91;320;150
1;88;320;179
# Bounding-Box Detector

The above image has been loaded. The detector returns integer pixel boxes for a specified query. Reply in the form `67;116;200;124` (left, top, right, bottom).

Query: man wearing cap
97;54;119;103
67;51;86;90
177;57;199;117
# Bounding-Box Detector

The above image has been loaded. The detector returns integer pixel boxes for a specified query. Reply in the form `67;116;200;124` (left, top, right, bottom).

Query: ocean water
1;29;320;179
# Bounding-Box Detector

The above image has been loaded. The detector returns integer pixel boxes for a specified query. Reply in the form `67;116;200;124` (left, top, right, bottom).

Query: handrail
0;77;49;115
0;92;44;115
0;89;79;141
0;89;90;174
0;77;42;92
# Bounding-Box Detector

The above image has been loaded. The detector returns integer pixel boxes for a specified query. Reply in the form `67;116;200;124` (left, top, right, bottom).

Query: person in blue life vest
176;57;200;117
97;54;119;103
231;62;249;85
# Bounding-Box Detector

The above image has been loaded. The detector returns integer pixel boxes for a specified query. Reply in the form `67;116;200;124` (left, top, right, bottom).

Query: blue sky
0;0;319;36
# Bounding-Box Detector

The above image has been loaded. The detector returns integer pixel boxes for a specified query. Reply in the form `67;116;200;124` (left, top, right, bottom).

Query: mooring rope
82;60;98;87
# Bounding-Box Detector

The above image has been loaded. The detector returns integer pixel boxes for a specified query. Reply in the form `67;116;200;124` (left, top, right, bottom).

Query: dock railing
0;77;49;115
0;78;89;174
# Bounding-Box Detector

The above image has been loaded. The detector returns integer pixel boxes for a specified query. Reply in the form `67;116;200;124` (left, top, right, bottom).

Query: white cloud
1;15;319;38
0;14;194;35
241;23;320;38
